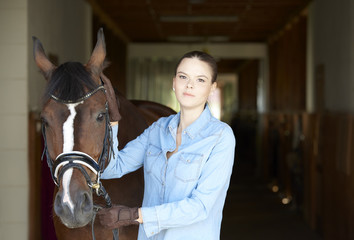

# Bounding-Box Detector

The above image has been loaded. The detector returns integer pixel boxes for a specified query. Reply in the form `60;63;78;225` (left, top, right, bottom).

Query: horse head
33;29;113;228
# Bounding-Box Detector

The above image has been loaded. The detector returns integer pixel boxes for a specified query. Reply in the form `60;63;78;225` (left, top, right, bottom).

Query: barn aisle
221;162;322;240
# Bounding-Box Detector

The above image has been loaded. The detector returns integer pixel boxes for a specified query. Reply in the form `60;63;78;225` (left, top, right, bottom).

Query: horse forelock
43;62;99;104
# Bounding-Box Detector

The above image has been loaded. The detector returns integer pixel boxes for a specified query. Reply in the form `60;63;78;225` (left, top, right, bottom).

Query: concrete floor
220;162;323;240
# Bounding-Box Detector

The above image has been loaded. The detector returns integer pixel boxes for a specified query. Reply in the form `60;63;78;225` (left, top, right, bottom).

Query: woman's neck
178;105;205;132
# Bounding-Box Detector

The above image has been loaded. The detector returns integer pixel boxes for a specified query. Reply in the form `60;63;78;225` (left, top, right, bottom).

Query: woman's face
173;57;217;110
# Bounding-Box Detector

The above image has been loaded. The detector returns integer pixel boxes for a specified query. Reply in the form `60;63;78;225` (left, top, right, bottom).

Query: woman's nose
186;79;194;88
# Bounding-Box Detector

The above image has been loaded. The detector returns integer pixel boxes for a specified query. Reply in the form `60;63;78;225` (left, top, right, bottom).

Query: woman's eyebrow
177;71;209;79
177;71;187;75
196;74;209;79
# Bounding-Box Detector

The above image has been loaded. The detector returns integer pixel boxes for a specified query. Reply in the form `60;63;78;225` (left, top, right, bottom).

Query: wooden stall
258;112;354;240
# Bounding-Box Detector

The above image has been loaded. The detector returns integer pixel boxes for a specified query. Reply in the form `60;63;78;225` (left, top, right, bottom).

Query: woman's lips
183;92;195;97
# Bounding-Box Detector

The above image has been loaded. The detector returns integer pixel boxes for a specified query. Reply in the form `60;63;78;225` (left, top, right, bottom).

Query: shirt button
187;159;191;163
183;131;186;134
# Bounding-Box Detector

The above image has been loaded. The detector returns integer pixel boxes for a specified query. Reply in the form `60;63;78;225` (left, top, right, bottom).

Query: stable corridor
221;162;322;240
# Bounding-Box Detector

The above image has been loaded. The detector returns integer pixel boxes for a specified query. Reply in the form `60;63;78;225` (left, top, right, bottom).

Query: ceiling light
160;15;238;23
167;36;229;42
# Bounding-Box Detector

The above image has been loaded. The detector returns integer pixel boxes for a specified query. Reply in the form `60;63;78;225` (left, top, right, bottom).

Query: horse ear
32;36;55;79
87;28;106;77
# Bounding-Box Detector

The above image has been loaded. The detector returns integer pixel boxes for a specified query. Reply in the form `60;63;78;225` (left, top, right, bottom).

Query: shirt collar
168;105;212;139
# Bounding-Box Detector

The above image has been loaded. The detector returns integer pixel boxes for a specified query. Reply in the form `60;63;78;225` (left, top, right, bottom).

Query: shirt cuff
141;206;160;238
111;123;118;137
110;121;118;126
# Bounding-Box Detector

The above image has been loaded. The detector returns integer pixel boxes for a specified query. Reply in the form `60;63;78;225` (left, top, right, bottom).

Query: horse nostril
54;192;64;215
79;191;92;213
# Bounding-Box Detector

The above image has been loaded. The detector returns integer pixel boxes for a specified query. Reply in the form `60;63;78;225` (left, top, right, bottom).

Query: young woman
98;51;236;240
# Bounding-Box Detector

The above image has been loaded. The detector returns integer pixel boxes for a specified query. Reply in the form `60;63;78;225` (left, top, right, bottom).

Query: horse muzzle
54;187;93;228
52;151;100;228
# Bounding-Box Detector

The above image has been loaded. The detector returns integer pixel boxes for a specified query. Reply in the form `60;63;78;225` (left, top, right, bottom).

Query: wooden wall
268;14;307;111
320;113;354;239
259;112;354;240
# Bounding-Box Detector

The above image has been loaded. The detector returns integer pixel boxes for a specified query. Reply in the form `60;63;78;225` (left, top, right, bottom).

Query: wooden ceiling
89;0;311;43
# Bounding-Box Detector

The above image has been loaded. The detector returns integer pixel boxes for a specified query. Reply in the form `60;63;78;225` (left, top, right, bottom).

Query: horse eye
96;113;105;122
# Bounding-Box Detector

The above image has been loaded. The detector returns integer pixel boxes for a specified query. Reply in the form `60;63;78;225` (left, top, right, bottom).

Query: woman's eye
197;78;205;83
97;113;105;122
179;75;187;80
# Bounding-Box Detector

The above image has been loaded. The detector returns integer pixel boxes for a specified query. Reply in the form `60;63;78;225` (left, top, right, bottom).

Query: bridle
41;84;112;198
41;83;119;240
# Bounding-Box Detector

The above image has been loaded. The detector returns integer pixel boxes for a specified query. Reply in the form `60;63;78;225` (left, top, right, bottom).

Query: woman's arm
101;123;151;179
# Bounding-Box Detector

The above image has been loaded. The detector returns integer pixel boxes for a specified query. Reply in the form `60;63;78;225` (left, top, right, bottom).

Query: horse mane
42;62;99;104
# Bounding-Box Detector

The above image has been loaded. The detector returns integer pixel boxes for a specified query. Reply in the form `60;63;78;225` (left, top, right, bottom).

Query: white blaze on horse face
62;169;74;212
62;102;82;213
63;103;82;152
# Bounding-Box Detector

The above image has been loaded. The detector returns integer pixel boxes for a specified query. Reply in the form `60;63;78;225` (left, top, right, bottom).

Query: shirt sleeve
141;125;236;237
101;123;150;179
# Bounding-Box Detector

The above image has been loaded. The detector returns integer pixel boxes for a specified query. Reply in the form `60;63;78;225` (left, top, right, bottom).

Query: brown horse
33;29;175;240
130;100;176;125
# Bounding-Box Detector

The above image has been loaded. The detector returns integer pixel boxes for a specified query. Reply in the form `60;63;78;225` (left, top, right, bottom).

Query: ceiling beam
86;0;130;43
128;43;267;59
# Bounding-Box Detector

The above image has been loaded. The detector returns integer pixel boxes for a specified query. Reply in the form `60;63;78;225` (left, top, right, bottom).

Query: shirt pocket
145;144;162;174
174;152;203;182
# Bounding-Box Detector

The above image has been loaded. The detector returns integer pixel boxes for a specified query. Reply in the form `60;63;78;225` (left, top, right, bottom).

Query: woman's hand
97;205;140;229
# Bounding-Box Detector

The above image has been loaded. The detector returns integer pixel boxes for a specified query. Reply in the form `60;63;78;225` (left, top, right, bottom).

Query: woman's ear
172;77;176;91
211;82;217;94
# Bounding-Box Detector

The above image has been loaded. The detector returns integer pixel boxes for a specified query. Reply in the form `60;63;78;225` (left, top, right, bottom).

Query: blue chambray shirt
102;106;236;240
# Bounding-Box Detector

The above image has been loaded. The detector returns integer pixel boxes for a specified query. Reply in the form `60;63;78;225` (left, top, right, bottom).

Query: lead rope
92;205;101;240
91;182;119;240
92;207;119;240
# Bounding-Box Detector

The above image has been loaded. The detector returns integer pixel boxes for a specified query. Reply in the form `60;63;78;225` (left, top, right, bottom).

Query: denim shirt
102;106;236;240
